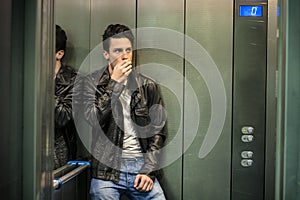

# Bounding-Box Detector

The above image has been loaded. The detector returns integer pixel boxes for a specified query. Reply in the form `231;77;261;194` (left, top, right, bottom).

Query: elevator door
136;0;232;198
54;0;274;199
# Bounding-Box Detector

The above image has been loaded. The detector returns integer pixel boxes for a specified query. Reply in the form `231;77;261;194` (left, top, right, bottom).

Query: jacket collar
56;64;76;85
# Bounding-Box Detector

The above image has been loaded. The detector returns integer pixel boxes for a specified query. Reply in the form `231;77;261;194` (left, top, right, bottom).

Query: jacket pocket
134;106;150;126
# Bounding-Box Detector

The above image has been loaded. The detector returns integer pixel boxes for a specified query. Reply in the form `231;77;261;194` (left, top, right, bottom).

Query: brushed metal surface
184;0;233;199
55;0;90;70
137;0;184;199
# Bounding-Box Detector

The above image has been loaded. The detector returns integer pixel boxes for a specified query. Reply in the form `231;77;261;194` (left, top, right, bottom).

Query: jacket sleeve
55;79;75;128
139;82;167;180
83;72;124;128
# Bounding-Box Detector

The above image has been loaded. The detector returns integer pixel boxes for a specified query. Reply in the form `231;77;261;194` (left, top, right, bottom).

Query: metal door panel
265;1;278;199
136;0;184;199
90;0;136;72
184;0;233;199
55;0;90;70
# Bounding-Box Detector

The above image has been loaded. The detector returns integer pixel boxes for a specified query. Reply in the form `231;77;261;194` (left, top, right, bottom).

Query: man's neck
108;64;113;75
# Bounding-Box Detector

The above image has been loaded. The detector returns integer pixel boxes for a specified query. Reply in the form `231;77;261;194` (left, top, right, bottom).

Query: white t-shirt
119;87;143;158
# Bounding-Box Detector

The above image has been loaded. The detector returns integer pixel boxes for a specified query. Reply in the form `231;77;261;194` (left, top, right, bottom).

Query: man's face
103;37;133;69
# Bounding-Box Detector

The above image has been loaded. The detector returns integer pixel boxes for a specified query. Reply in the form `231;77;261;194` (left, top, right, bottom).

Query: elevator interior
54;0;277;199
5;0;300;199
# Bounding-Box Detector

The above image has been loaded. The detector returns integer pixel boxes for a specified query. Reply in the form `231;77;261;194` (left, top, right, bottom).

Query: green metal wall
1;0;54;199
282;0;300;199
0;0;24;199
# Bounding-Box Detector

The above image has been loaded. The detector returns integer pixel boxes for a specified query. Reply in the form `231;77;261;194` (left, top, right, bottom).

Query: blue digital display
240;5;263;17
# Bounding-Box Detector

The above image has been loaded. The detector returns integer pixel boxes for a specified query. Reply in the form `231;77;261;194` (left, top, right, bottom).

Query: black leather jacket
83;67;167;182
54;64;77;169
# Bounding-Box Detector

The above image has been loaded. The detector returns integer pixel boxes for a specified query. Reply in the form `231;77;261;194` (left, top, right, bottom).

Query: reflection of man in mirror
53;25;77;169
83;24;167;199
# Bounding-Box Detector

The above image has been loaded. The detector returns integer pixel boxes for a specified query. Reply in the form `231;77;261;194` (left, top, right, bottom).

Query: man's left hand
134;174;154;192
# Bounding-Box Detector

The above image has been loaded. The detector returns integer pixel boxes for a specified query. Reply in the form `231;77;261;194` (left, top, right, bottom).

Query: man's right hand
110;59;132;83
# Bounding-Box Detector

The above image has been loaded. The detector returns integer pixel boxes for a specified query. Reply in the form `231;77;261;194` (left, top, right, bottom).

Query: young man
83;24;167;199
54;25;77;169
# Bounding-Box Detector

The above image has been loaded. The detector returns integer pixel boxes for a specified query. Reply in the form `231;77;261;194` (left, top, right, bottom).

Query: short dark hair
102;24;134;52
56;25;67;53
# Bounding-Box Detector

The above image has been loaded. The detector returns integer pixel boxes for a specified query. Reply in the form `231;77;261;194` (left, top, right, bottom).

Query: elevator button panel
241;126;255;134
241;159;254;167
241;151;254;158
241;135;254;142
233;0;267;198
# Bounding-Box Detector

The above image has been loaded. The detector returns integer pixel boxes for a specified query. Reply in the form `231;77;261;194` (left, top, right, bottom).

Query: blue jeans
90;157;166;200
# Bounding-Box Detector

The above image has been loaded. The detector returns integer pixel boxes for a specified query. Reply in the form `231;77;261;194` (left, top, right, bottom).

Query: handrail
67;160;91;168
53;161;90;190
53;164;77;178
